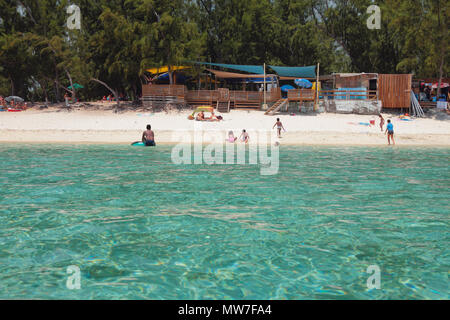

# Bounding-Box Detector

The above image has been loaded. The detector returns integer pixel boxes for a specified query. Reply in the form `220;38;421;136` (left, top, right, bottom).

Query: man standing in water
142;124;156;146
385;119;395;145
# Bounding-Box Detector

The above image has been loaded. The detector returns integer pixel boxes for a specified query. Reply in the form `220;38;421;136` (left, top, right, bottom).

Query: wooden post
314;63;320;111
263;63;267;109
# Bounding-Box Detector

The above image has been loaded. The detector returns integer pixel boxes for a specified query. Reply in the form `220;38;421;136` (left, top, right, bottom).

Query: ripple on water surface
0;144;448;299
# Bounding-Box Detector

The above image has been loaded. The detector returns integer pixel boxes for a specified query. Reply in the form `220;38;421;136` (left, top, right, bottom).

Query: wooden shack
378;74;412;109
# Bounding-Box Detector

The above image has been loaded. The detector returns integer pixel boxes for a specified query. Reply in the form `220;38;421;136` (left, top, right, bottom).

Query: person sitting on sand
212;111;220;121
239;129;249;143
208;111;223;122
196;111;205;121
385;119;395;145
272;118;286;138
379;114;385;132
227;131;237;143
141;124;156;146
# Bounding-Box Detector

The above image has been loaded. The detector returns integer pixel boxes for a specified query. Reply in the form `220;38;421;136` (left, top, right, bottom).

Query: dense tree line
0;0;448;102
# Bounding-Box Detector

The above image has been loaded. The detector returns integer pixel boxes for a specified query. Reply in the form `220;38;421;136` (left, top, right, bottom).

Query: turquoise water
0;144;448;299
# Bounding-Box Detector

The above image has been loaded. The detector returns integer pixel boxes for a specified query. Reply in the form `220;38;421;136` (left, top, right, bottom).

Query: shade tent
207;69;277;80
281;85;295;92
154;72;191;83
294;78;313;88
269;65;316;78
68;83;84;90
194;62;316;78
5;96;24;102
146;66;190;75
193;62;264;74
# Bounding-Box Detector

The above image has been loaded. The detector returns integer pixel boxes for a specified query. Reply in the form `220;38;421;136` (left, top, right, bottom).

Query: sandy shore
1;105;450;146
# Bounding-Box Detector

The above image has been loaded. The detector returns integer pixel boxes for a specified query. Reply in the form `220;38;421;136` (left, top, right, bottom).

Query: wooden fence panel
288;89;315;101
143;86;281;107
267;88;281;102
378;74;412;108
142;84;186;97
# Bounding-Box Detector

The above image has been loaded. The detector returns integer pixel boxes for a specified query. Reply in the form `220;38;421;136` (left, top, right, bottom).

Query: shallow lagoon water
0;144;448;299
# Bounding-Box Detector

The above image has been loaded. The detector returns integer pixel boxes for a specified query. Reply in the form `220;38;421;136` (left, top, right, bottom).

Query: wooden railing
319;89;378;100
267;88;282;102
287;89;315;101
231;91;262;102
230;88;281;103
185;90;219;103
142;84;186;97
142;85;281;107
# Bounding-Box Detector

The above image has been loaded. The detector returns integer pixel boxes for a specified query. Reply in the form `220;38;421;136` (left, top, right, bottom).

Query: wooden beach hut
141;62;319;112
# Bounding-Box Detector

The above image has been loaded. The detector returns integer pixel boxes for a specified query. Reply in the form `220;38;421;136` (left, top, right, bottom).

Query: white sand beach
1;104;450;145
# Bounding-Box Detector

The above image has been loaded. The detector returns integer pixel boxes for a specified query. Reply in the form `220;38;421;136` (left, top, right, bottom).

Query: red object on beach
7;109;23;112
370;120;375;125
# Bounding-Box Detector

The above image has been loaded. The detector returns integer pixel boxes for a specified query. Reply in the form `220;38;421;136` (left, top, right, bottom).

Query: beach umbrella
68;83;84;90
294;78;313;88
5;96;24;103
281;84;295;92
432;82;449;89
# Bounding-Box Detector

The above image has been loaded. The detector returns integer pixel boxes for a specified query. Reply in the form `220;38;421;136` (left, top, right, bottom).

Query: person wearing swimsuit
379;114;385;132
385;120;395;145
227;131;237;143
239;129;249;143
142;124;156;146
272;118;286;138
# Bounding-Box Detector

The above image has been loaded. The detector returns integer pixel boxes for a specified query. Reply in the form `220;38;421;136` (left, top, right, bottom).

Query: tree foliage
0;0;448;101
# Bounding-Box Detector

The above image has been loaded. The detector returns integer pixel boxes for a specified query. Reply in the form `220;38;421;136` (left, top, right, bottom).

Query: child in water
227;131;237;143
239;129;249;143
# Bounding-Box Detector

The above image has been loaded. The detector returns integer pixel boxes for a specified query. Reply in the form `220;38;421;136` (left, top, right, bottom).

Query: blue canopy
193;61;264;74
269;65;316;78
294;78;313;88
192;61;316;78
154;72;191;84
281;85;295;92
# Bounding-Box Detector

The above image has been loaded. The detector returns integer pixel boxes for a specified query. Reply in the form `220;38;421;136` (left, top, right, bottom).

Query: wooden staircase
264;98;288;115
217;101;230;113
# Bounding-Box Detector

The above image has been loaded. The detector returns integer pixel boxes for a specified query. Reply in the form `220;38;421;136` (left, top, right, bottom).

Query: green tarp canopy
192;61;317;78
193;61;264;74
269;65;316;78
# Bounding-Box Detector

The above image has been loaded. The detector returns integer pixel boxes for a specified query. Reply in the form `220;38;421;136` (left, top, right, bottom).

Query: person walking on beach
379;114;385;132
385;119;395;145
273;118;286;138
239;129;249;143
64;93;70;108
142;124;156;146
